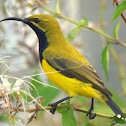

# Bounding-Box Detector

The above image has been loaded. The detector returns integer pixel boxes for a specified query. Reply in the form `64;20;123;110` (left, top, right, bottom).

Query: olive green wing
46;58;112;97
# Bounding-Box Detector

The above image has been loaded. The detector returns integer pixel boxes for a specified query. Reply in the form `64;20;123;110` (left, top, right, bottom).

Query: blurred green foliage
30;74;60;106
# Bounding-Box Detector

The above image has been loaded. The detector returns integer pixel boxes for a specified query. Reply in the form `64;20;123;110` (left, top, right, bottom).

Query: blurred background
0;0;126;126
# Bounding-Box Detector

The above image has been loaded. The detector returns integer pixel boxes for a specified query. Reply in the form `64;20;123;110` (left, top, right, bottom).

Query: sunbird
0;14;125;119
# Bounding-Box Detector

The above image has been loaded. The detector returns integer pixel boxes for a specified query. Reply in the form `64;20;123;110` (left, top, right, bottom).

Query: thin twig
74;107;113;119
11;105;114;119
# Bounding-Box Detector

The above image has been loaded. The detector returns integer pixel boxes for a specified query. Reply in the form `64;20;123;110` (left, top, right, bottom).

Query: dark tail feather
106;96;125;119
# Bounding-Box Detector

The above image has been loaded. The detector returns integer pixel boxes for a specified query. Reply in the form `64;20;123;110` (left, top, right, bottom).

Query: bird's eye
33;18;40;23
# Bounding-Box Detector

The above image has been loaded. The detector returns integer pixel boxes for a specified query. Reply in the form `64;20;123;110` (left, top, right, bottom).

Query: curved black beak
0;17;46;53
0;17;29;24
0;17;38;34
0;17;47;62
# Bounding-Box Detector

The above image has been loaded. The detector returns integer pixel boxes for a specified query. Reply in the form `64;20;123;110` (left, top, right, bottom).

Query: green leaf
56;0;61;14
70;17;88;39
111;1;126;22
101;43;111;82
70;27;81;39
113;19;121;39
62;106;78;126
113;115;126;124
79;17;88;27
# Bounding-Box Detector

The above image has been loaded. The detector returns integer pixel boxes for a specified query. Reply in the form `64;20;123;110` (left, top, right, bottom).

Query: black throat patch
27;22;49;62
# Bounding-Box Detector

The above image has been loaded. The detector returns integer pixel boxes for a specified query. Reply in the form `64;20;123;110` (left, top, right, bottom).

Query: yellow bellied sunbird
0;14;125;119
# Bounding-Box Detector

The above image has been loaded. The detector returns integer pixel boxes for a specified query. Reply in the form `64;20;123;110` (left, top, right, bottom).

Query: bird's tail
106;96;125;119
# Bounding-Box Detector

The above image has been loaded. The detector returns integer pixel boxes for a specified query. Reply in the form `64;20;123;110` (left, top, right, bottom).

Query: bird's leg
87;98;96;119
48;96;72;114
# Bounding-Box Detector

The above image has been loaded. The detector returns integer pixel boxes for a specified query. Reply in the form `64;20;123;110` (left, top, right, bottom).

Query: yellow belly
42;59;105;102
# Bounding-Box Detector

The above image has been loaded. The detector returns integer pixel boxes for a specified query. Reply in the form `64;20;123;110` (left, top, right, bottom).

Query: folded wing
46;57;112;97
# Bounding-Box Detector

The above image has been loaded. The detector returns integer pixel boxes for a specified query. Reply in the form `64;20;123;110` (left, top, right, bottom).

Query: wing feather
46;58;112;96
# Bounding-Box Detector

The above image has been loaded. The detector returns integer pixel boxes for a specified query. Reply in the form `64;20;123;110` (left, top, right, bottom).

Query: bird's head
0;14;64;61
0;14;61;35
26;14;61;33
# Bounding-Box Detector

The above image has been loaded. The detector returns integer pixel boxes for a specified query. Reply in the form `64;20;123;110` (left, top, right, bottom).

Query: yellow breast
42;59;105;102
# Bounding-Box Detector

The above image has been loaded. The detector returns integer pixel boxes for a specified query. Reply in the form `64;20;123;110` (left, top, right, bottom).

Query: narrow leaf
56;0;61;14
111;1;126;22
71;27;81;39
62;106;78;126
70;17;88;39
113;19;121;39
101;43;111;82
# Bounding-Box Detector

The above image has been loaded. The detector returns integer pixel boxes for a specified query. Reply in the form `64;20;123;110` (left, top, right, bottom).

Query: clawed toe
48;97;71;114
86;98;96;119
48;103;58;114
87;111;96;119
87;106;96;120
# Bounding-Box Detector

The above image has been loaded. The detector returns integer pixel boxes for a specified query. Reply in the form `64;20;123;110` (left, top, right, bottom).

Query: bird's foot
48;97;72;114
87;107;96;119
48;102;58;114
